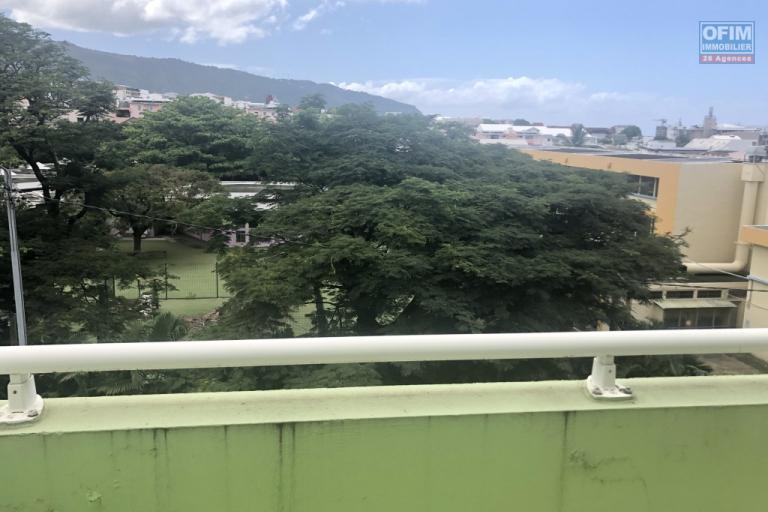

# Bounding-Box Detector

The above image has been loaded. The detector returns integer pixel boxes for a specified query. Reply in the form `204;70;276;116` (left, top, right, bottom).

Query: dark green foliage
570;123;586;146
0;15;703;393
298;93;327;111
105;164;222;251
111;97;263;177
218;106;682;340
0;16;157;345
206;105;688;385
620;125;642;139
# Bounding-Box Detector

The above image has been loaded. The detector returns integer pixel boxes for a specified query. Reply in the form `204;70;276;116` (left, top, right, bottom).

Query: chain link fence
116;261;231;300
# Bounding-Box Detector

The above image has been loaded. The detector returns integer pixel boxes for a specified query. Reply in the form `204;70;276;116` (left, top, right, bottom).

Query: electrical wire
41;196;250;237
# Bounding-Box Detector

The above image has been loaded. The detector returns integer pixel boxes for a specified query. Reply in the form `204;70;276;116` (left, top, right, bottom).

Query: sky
2;0;767;131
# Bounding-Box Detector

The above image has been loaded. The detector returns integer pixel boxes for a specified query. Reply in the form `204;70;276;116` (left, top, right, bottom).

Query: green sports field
116;237;312;333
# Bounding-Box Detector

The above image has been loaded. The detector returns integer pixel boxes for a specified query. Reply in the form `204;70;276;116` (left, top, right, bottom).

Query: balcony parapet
2;376;768;511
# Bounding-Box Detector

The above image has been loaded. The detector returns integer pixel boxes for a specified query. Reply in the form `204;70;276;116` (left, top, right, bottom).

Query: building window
666;290;694;299
627;174;659;198
696;290;723;299
663;308;734;329
649;291;663;299
235;230;246;243
728;289;748;298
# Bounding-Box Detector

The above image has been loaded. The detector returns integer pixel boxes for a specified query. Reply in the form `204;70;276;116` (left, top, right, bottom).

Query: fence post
215;262;219;299
164;263;169;300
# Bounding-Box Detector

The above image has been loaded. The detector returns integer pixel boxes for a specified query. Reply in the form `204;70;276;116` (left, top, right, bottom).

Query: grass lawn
116;237;316;332
117;237;226;317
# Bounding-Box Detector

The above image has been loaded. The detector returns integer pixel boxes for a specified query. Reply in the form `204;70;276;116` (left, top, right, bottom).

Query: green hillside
62;42;419;114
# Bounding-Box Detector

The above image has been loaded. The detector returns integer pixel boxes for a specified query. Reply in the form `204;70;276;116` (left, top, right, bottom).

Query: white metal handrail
2;328;768;424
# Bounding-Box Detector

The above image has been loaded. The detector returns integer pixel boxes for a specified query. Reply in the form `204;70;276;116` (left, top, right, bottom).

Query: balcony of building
2;329;768;511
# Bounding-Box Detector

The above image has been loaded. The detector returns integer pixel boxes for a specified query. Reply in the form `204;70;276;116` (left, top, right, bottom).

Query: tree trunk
313;284;328;336
355;307;379;335
132;228;145;252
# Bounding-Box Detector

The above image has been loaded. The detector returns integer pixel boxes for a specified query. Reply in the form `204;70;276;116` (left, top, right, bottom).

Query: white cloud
7;0;288;44
336;77;675;125
291;0;422;31
8;0;423;41
292;7;321;30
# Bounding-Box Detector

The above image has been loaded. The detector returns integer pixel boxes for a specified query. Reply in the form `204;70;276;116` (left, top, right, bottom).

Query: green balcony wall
2;375;768;511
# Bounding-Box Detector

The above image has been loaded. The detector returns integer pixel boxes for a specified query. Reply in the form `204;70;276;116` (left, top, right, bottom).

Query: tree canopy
621;125;643;139
216;106;682;340
0;14;693;394
0;16;155;346
112;96;265;178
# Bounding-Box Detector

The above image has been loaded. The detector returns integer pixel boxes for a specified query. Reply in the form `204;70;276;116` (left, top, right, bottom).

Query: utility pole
4;167;28;347
0;166;43;424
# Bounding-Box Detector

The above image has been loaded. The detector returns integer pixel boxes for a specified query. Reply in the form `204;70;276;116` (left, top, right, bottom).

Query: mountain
62;42;419;114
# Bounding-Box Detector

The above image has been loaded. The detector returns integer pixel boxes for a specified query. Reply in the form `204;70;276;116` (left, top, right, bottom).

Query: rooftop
527;147;736;164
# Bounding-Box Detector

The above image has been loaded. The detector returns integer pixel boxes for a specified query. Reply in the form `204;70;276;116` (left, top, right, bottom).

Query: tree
621;125;642;139
114;96;264;178
220;172;680;337
570;123;586;146
298;93;327;111
675;132;692;147
0;15;156;346
106;165;222;251
512;118;531;126
181;194;266;252
217;108;683;341
0;15;118;218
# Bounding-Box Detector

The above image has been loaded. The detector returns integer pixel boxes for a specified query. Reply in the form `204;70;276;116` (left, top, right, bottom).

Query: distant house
683;136;762;160
233;96;282;121
186;181;295;247
474;124;572;146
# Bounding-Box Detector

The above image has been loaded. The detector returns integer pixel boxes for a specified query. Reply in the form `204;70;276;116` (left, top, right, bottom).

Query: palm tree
57;313;189;396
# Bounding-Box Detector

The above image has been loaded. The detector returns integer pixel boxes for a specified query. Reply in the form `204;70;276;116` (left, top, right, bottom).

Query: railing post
586;355;633;401
1;373;43;425
1;167;43;424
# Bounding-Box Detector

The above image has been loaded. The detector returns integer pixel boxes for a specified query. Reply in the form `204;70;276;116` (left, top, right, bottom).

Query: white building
474;124;573;146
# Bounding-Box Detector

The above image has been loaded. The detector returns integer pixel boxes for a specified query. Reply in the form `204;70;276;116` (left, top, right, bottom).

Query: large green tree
0;15;155;345
0;15;118;218
106;165;222;251
114;97;264;177
208;107;685;386
216;106;682;338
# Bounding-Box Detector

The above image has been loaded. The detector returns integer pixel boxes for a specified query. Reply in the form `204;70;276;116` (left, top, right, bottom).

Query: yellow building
522;148;768;329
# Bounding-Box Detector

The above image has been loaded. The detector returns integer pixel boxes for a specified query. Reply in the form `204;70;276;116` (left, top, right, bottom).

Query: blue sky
4;0;767;130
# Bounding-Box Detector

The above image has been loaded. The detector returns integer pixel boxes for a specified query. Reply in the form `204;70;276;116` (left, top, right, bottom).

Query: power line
42;196;248;237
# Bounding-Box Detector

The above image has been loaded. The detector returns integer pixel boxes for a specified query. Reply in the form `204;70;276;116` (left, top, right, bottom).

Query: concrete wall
674;162;743;262
2;377;768;512
749;164;768;226
744;244;768;328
